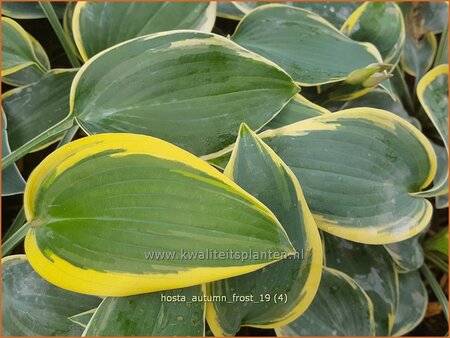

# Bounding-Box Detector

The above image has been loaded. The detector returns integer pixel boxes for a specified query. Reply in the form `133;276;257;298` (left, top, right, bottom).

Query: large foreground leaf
324;234;398;335
231;4;382;85
2;255;101;336
24;133;295;297
72;2;216;60
275;267;375;336
341;2;405;64
260;108;434;244
2;17;49;86
3;69;77;153
391;271;428;336
2;110;25;196
206;109;436;244
84;286;205;336
206;125;322;335
70;30;297;156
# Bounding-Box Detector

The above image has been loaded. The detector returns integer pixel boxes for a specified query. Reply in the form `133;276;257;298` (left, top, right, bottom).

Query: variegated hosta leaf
384;230;425;273
399;2;449;35
2;1;66;19
3;69;77;153
72;2;216;61
341;89;421;129
391;271;428;336
233;2;360;28
275;267;375;336
206;125;322;335
414;65;448;198
2;255;101;336
70;30;298;156
84;286;205;336
2;110;25;196
2;17;50;86
399;2;447;79
292;2;359;28
231;4;382;86
262;94;331;131
260;108;435;244
24;133;295;297
432;143;448;209
341;2;405;64
323;234;398;335
205;109;436;244
401;32;437;79
217;2;244;20
435;26;448;67
206;95;330;169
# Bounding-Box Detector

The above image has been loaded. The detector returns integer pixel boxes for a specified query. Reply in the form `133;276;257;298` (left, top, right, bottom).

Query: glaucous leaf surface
2;255;101;336
415;64;448;198
2;110;25;196
2;17;50;86
261;108;435;244
84;286;205;336
217;2;244;20
275;267;375;336
401;32;437;79
341;89;420;128
24;133;295;297
72;2;217;60
262;94;331;131
70;30;298;156
233;2;359;28
341;2;405;64
3;69;77;153
384;231;425;273
399;2;448;35
231;4;382;85
206;125;322;335
391;271;428;336
399;2;446;79
324;234;398;335
431;143;449;209
205;109;436;244
2;1;66;19
292;2;359;28
208;94;331;168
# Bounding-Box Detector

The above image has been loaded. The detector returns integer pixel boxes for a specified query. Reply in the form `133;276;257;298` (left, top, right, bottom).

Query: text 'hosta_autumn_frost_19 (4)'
1;1;449;337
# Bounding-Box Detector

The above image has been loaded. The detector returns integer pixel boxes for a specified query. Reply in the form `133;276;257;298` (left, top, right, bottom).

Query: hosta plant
1;1;448;336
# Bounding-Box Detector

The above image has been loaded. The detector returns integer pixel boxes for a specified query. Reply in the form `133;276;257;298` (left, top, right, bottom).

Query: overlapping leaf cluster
1;2;448;336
